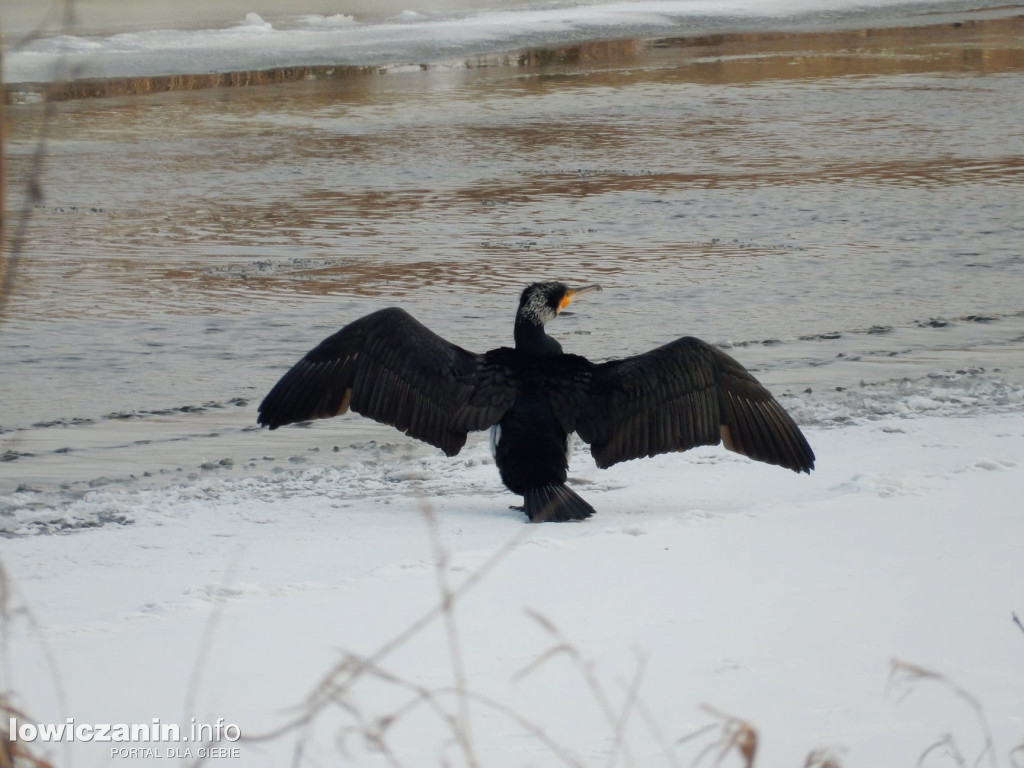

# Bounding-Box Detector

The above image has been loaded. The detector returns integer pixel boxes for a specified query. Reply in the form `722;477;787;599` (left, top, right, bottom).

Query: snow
1;0;983;84
4;410;1023;766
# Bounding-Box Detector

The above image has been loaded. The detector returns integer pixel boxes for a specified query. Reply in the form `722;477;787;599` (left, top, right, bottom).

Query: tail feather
523;483;596;523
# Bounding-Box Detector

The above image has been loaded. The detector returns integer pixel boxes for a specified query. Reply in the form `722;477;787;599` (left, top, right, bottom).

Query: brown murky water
2;12;1023;512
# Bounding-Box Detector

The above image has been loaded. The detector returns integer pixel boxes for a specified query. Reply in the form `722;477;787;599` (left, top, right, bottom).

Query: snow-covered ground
4;409;1022;766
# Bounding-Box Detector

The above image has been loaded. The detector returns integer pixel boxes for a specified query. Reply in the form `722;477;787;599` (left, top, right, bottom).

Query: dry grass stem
888;658;998;768
239;512;683;765
182;547;244;735
239;511;531;764
422;502;479;768
606;652;648;768
0;568;60;768
1010;741;1024;768
1;0;89;325
915;733;967;768
518;608;645;766
2;699;57;768
633;698;684;768
678;705;758;768
803;748;845;768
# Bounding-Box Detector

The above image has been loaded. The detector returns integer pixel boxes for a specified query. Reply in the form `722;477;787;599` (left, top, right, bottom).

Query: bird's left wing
257;308;518;456
574;337;815;472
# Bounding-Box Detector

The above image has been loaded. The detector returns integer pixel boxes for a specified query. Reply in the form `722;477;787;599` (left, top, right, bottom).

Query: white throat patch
519;285;559;326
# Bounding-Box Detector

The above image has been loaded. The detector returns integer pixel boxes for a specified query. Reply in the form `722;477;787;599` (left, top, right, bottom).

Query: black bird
258;282;815;522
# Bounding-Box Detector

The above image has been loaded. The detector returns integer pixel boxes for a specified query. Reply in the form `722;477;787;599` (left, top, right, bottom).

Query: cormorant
258;282;815;522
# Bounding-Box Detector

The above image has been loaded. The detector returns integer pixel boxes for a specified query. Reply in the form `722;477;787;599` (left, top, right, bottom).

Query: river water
2;5;1023;532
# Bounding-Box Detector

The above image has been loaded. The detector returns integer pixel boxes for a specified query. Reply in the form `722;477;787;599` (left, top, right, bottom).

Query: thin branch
633;697;684;768
512;642;578;682
182;544;245;728
1;0;90;324
607;652;648;768
461;688;587;767
242;523;531;744
518;609;640;767
422;501;479;768
1009;740;1024;768
680;706;758;768
803;748;844;768
0;563;67;768
916;733;966;768
889;658;998;768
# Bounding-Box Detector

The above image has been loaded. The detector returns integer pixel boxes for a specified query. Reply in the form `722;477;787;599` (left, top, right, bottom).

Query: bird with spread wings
259;282;814;522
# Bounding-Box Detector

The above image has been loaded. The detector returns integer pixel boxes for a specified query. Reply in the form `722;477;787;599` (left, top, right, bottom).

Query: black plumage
258;282;815;522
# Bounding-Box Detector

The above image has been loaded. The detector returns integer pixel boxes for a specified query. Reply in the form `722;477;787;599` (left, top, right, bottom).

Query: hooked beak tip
569;284;602;300
559;284;601;313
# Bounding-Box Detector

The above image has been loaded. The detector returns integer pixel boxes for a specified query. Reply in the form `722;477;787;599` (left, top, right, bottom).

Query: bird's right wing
257;308;518;456
574;337;815;472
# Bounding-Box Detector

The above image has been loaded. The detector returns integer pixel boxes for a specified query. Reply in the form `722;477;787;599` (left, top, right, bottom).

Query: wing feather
258;308;518;456
576;337;814;472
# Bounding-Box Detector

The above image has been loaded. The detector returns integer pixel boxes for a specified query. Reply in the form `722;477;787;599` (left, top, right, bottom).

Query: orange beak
557;284;602;313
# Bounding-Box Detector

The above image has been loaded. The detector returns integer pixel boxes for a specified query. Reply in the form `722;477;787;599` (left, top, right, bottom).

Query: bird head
516;282;602;327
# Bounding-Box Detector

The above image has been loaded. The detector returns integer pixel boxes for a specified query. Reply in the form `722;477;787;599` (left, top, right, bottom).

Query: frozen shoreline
4;0;1022;93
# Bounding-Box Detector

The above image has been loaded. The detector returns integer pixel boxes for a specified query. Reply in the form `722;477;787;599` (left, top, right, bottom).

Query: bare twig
803;748;844;768
915;733;966;768
1009;740;1024;768
460;688;587;767
0;564;64;768
0;563;70;719
242;522;531;746
2;698;58;768
422;502;479;768
1012;612;1024;639
678;705;758;768
182;544;245;730
633;697;684;768
517;609;644;767
1;6;79;767
239;513;676;766
519;608;623;730
290;648;586;766
512;640;577;682
1;0;84;325
606;651;648;768
1;50;5;274
0;104;48;324
888;659;998;768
